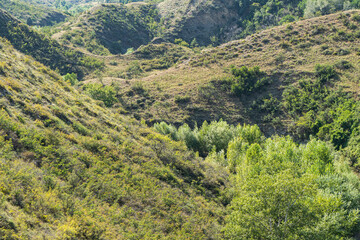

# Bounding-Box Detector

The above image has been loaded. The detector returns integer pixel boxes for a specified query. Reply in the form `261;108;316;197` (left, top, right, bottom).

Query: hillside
0;9;103;78
51;0;360;55
157;0;240;45
0;37;226;239
53;3;159;55
3;1;360;239
96;10;360;136
1;34;360;239
0;0;68;26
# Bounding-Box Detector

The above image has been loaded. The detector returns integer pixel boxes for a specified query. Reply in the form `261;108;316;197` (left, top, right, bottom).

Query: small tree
84;83;117;107
63;73;78;86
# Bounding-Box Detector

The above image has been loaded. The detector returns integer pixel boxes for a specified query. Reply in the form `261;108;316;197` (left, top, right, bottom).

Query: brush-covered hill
51;0;360;56
89;10;360;161
0;9;103;78
0;36;227;239
53;3;160;55
0;0;68;26
3;2;360;239
2;32;360;240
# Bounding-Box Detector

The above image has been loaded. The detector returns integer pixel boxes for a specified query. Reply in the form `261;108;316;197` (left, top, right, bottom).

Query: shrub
229;66;270;96
83;83;117;107
315;64;337;83
174;95;191;104
174;39;189;47
335;60;352;70
131;81;147;95
198;83;217;102
63;73;78;86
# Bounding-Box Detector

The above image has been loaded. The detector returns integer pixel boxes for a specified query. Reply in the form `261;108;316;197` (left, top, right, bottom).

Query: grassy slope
0;38;226;239
52;3;159;55
0;0;68;26
92;10;360;135
0;8;103;78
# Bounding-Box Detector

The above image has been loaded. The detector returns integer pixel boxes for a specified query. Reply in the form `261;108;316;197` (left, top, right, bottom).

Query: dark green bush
83;83;117;107
229;66;270;96
315;64;337;83
174;95;191;104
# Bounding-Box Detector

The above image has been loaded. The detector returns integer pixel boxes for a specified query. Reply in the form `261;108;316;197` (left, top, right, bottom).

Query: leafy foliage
63;72;78;85
229;65;271;96
154;120;264;157
83;83;117;107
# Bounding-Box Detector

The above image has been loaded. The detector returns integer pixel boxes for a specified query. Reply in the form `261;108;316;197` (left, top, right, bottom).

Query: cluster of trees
154;120;360;239
234;0;360;38
281;64;360;166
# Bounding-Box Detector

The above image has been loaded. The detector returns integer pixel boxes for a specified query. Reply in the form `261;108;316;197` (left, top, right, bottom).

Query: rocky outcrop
157;0;241;45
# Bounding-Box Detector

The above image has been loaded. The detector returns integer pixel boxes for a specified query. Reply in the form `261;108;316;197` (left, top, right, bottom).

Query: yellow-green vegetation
0;8;104;78
3;1;360;238
154;120;360;239
0;0;68;26
0;38;226;239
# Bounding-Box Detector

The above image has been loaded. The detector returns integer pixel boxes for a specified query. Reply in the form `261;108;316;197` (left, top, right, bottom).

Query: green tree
84;83;117;107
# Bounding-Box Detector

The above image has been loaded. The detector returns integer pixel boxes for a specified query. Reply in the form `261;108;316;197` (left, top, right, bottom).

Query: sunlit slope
0;9;103;78
0;37;225;239
101;10;360;136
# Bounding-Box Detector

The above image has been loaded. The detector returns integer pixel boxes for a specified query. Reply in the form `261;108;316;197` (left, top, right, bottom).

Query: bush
229;66;270;96
315;64;337;83
83;83;117;107
63;73;78;86
131;81;147;95
198;83;217;102
174;95;191;104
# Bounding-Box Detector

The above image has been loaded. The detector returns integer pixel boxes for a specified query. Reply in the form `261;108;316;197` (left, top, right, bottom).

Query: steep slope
0;9;103;78
0;0;68;26
53;3;159;55
157;0;240;45
0;37;226;239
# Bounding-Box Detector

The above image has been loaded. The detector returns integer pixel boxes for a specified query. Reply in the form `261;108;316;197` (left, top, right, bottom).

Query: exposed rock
157;0;241;45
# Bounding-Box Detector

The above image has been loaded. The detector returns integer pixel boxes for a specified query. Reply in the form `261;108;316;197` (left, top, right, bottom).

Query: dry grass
80;10;360;133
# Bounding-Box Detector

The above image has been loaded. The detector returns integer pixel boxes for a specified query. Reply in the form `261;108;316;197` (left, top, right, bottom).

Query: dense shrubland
0;12;104;77
0;39;225;239
2;1;360;239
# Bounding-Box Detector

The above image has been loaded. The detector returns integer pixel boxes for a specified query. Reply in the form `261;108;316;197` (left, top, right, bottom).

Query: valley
1;0;360;239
